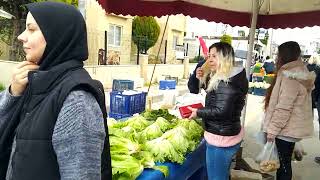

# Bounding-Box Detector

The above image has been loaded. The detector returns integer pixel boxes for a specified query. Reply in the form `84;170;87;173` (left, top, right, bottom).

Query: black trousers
275;138;295;180
316;101;320;139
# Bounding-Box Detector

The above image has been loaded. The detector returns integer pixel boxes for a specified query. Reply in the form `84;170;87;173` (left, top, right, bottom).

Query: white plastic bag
255;131;267;146
161;89;177;109
175;92;205;107
255;141;280;172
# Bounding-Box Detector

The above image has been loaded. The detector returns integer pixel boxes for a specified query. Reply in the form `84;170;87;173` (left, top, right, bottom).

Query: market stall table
137;140;206;180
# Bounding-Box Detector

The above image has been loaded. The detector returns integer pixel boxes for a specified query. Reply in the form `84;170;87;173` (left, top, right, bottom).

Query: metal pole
104;31;107;65
144;36;147;54
186;43;189;57
242;0;260;127
148;15;170;93
164;40;167;64
137;38;140;65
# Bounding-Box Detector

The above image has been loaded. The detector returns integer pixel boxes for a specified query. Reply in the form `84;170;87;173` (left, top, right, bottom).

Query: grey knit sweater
0;88;106;180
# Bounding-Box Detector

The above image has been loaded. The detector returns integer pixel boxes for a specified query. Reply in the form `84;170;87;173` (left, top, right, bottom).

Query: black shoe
314;157;320;164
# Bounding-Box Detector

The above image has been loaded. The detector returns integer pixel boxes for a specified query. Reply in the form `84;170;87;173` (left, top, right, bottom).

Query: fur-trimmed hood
281;60;315;91
263;59;315;139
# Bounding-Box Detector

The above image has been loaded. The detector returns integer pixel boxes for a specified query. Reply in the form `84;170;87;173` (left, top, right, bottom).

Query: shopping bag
161;89;177;109
255;131;267;146
255;141;280;173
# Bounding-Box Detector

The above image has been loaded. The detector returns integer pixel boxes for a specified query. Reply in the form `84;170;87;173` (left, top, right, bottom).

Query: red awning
97;0;320;29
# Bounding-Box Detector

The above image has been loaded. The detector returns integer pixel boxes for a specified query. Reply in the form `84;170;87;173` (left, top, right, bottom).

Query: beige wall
85;0;133;65
149;15;186;64
0;60;196;90
85;65;141;89
85;64;187;89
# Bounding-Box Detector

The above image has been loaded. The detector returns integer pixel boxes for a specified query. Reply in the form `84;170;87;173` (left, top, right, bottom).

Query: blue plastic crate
112;79;134;91
253;88;266;96
164;75;178;84
108;112;131;120
159;80;176;90
110;91;147;115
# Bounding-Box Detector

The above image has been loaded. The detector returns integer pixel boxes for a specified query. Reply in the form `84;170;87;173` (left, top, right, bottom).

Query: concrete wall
0;60;197;90
85;64;188;89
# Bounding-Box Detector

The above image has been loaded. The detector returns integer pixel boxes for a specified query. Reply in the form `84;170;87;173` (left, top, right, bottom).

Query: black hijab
0;2;90;177
27;1;88;70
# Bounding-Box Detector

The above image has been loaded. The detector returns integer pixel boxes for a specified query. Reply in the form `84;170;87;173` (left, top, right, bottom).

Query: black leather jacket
197;69;248;136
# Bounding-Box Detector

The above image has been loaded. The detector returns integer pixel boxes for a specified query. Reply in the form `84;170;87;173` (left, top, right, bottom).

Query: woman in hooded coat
0;2;111;180
263;41;315;180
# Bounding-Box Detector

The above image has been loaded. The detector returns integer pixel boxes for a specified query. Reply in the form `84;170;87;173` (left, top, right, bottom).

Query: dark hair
266;56;270;60
208;42;235;61
264;41;301;110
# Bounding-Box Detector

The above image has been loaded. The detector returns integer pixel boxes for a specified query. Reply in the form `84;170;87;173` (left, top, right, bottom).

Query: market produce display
141;109;176;121
108;111;204;180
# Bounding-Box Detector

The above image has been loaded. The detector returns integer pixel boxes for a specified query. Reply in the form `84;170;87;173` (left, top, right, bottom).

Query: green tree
0;82;5;92
260;31;269;45
132;16;160;54
0;17;13;45
0;0;78;61
220;34;232;45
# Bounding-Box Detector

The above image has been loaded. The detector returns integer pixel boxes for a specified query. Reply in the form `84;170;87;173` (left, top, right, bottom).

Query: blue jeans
206;142;241;180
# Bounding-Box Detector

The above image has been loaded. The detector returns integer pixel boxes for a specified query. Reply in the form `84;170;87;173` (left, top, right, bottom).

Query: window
108;24;122;46
172;35;178;49
238;30;245;37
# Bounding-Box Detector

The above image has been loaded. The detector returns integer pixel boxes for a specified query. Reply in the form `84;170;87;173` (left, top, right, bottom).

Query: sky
271;26;320;45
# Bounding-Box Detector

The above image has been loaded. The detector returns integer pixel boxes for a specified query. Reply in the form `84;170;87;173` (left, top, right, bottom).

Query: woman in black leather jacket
188;42;248;180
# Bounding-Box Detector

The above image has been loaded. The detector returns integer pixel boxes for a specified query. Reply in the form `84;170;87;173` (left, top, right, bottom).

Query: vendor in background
187;56;206;94
263;41;315;180
263;56;275;74
188;42;248;180
306;54;320;165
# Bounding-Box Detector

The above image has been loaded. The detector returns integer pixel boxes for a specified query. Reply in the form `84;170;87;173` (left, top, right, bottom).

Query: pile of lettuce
108;115;203;180
141;109;176;122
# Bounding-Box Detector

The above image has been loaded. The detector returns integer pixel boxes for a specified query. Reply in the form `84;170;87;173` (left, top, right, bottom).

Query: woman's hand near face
196;67;204;80
10;61;39;96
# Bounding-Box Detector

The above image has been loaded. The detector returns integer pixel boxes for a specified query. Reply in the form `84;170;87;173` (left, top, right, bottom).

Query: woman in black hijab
0;2;111;180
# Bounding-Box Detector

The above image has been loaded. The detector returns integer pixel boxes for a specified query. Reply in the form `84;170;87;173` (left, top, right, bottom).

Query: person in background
306;54;320;165
0;2;111;179
263;56;275;74
188;57;206;94
263;41;315;180
188;42;248;180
